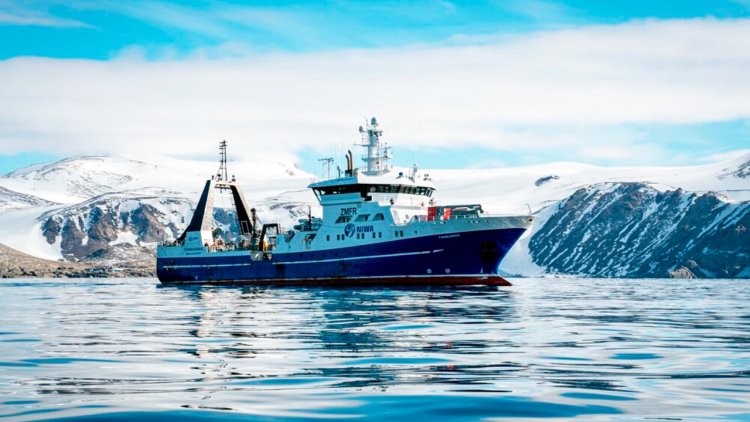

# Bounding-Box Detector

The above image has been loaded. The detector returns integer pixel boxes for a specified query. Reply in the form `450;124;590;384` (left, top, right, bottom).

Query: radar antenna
217;140;228;181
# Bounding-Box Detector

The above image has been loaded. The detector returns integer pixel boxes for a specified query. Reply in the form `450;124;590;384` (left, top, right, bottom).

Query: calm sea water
1;278;749;421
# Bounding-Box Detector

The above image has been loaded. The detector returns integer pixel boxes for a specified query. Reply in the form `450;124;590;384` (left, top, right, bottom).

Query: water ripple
1;278;748;420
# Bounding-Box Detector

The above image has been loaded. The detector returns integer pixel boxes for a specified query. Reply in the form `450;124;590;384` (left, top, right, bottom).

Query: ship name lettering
340;207;357;216
439;234;460;239
356;225;374;233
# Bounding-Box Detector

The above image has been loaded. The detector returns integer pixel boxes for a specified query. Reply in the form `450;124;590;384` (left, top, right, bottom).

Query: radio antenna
217;140;228;181
318;157;334;179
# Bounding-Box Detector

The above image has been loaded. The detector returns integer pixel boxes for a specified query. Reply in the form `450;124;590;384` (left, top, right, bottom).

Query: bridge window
335;216;351;224
314;184;435;199
355;214;370;222
373;213;384;221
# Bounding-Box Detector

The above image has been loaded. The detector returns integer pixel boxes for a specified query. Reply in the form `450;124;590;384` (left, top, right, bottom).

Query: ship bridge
310;117;435;201
309;173;436;204
308;117;440;224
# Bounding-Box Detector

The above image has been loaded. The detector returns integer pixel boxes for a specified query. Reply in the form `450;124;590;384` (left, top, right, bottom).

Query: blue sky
3;1;750;59
1;0;750;174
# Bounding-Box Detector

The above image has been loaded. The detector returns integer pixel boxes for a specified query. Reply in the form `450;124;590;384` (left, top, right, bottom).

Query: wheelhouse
312;183;435;201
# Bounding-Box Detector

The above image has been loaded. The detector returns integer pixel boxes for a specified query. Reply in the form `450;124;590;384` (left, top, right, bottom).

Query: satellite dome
371;117;378;125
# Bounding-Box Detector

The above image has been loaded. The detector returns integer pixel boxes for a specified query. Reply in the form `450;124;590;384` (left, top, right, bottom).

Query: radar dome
370;117;378;125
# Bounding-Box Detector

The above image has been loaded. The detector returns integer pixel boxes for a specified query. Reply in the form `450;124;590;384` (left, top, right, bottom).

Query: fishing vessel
157;118;532;286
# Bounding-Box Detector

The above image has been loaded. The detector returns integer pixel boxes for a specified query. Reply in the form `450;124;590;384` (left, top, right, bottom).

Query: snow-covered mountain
0;151;748;277
2;157;144;203
1;154;310;204
430;152;750;215
0;155;314;261
38;188;193;261
0;186;57;213
526;183;749;278
494;153;750;278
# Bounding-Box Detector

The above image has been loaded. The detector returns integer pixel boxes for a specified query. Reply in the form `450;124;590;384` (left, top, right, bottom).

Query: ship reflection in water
1;278;749;420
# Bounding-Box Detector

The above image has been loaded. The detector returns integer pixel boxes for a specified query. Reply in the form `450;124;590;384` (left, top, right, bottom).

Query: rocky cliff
38;189;192;261
529;183;749;278
0;243;153;278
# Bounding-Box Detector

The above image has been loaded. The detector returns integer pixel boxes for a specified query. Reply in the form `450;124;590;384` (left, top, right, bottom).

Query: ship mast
217;140;228;181
358;117;391;176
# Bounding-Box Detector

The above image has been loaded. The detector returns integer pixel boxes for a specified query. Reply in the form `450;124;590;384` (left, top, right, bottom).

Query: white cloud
497;0;580;24
0;18;749;164
108;2;235;40
0;11;90;28
0;1;92;28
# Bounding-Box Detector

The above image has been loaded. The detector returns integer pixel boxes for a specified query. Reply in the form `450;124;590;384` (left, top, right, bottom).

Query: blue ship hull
157;227;524;286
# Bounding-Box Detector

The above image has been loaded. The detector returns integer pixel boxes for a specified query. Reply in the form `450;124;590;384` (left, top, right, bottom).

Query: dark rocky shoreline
0;243;155;278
